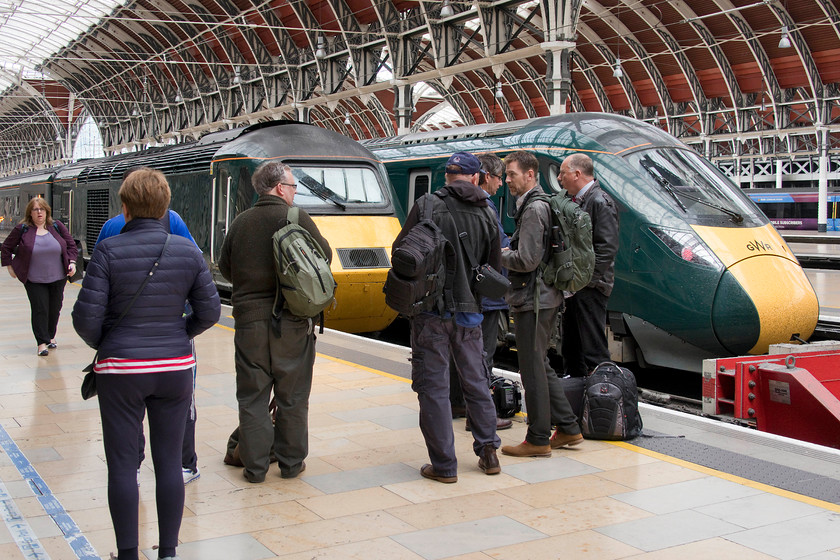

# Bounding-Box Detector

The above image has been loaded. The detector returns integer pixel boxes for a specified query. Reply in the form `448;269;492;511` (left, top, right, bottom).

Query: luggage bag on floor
580;362;643;440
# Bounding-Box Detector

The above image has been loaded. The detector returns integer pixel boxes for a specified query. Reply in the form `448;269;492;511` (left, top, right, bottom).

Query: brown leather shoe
501;440;552;458
465;417;513;431
478;445;501;475
281;461;306;479
224;446;243;467
550;431;584;449
420;463;457;483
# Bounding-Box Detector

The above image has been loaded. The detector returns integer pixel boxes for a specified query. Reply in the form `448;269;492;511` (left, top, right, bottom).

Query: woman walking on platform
1;197;77;356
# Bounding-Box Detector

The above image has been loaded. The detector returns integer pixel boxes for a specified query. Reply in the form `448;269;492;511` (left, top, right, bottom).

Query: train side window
408;169;431;212
235;166;256;215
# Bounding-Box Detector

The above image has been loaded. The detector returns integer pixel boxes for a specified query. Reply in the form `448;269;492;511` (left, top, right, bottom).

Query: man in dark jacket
395;151;502;483
558;153;619;376
219;160;331;483
449;153;512;431
501;150;582;458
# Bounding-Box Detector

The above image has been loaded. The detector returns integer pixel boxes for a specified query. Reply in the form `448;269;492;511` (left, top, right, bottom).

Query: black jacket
394;181;501;314
576;180;619;296
73;218;221;359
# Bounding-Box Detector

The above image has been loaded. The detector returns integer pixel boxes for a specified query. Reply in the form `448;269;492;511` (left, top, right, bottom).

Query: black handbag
80;235;171;400
440;195;510;299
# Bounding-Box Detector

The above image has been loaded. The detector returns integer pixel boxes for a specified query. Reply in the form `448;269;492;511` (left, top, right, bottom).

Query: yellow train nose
713;255;818;354
695;224;819;355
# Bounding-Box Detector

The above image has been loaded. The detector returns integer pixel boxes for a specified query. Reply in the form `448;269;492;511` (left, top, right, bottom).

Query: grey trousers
513;307;580;446
410;313;501;477
233;313;314;481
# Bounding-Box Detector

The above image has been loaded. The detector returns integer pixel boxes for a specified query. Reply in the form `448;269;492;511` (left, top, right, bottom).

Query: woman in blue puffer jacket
72;168;221;560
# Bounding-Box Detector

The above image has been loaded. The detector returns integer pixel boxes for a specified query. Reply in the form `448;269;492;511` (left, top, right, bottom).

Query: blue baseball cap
445;151;482;175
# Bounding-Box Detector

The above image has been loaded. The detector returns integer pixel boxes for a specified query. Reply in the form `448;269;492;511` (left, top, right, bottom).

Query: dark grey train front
0;122;404;333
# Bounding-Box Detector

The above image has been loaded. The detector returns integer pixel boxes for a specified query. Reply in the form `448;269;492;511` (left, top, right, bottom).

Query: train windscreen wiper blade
641;160;687;213
298;175;347;210
670;189;744;223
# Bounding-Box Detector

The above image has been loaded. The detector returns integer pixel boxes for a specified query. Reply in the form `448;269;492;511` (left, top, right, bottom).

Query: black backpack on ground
580;362;643;440
490;375;522;418
384;194;456;317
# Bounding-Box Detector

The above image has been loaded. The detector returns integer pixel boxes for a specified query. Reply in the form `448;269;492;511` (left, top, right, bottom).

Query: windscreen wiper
670;188;744;223
297;175;347;210
641;160;687;213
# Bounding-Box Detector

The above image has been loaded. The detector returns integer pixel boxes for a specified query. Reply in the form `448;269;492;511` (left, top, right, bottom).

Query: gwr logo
746;240;773;252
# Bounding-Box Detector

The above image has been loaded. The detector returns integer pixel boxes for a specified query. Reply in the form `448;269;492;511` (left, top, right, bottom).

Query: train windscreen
624;148;766;227
290;166;385;209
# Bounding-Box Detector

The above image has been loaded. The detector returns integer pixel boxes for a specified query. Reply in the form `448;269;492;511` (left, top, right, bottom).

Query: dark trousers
513;307;580;446
233;314;314;481
97;369;192;555
138;342;198;471
24;278;66;345
562;288;611;377
411;313;500;477
449;309;503;408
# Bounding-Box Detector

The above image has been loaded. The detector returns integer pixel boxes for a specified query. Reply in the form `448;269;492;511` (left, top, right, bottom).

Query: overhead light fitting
495;81;504;99
778;26;791;49
344;113;351;125
132;108;139;116
613;58;624;79
760;94;767;112
174;92;183;103
440;0;454;17
233;66;241;84
315;36;326;59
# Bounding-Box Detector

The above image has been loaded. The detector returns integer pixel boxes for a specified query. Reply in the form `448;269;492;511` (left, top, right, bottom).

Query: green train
367;113;818;372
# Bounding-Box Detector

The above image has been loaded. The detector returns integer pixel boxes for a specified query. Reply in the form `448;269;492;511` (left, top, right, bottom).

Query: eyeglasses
32;208;46;213
489;173;502;180
280;182;297;189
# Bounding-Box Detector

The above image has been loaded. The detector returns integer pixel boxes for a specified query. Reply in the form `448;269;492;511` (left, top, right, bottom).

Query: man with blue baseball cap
392;151;503;482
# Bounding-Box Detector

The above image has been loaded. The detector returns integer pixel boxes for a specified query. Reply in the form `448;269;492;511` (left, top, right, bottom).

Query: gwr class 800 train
0;121;402;333
368;113;818;372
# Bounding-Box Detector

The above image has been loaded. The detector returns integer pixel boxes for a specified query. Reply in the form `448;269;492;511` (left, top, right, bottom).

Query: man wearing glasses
220;161;330;483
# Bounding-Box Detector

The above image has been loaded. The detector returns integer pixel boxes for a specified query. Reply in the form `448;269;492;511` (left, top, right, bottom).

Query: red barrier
703;350;840;449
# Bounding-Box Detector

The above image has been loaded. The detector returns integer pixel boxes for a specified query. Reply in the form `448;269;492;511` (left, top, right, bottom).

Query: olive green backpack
271;207;336;331
531;190;595;292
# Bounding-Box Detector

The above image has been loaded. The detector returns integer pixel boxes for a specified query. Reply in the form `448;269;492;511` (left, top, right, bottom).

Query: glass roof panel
0;0;129;93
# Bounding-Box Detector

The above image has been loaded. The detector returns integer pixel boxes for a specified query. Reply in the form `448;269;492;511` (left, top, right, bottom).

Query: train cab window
290;166;385;208
625;148;767;227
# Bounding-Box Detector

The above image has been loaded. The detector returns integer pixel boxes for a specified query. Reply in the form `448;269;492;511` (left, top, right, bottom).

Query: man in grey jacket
500;151;582;458
558;153;619;376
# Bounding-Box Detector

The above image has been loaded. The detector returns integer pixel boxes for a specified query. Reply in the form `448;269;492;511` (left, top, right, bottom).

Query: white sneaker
182;467;200;485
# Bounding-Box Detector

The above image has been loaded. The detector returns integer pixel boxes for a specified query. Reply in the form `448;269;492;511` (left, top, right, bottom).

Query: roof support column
543;42;575;115
393;82;413;135
295;105;311;123
818;125;828;232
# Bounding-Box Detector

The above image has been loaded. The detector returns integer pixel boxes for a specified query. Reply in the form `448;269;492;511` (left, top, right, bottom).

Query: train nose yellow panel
694;223;818;354
724;255;818;354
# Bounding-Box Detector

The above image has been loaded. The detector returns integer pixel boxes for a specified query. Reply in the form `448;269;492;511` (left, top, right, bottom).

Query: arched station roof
1;0;839;175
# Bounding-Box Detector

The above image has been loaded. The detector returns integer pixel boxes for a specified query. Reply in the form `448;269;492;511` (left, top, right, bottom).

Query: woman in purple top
1;198;78;355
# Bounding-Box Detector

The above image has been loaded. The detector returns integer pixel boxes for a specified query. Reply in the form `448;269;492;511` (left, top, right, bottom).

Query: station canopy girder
1;0;840;174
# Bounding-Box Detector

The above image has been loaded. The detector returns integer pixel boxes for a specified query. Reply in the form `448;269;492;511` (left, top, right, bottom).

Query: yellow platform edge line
609;440;840;513
212;322;836;512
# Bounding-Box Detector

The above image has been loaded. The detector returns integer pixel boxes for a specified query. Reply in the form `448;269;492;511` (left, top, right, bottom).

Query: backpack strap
427;192;457;316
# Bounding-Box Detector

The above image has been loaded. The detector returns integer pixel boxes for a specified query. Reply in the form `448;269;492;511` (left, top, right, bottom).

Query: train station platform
1;274;840;560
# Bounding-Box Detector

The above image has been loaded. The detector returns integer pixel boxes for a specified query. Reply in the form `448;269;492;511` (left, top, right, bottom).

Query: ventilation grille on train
85;188;110;251
336;248;391;269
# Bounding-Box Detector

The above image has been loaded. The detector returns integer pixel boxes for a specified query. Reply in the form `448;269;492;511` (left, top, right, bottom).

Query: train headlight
649;226;723;271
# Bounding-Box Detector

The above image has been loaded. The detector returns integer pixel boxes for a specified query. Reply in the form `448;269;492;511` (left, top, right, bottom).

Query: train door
407;169;431;212
210;164;233;264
